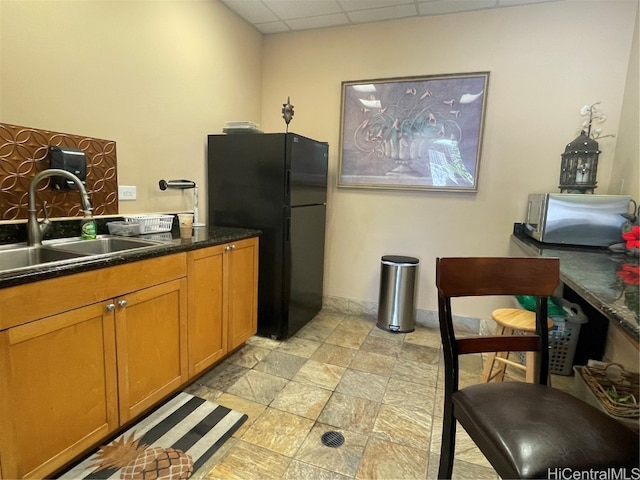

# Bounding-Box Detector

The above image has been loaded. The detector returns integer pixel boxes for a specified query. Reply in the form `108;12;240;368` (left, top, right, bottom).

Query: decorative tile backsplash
0;123;119;220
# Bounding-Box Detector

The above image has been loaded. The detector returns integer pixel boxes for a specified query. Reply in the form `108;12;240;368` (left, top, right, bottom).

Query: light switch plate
118;185;137;200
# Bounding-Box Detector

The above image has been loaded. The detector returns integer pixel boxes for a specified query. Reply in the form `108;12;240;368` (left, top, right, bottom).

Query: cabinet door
115;278;188;423
227;237;259;350
187;244;226;377
0;303;118;479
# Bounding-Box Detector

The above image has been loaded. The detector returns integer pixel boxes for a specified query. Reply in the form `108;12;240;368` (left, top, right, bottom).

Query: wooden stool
481;308;554;383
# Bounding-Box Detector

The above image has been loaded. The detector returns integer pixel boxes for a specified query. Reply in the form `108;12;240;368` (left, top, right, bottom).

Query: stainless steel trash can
376;255;419;333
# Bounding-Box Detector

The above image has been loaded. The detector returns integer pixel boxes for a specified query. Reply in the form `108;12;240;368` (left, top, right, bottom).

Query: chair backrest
436;257;560;388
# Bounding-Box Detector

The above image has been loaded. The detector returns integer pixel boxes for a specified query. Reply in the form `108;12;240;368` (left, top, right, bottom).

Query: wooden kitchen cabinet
187;244;226;376
226;237;259;350
0;302;119;480
0;235;258;479
114;278;188;423
0;253;187;479
187;237;258;376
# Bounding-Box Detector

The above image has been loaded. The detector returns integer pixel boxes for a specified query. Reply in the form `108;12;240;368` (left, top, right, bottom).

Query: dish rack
106;221;141;237
123;215;174;234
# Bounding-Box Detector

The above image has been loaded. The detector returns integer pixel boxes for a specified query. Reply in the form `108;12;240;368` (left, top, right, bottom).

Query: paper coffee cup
177;213;194;227
178;213;194;238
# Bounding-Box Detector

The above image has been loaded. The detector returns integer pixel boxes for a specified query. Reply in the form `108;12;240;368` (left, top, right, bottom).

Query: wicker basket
578;362;639;418
123;215;174;234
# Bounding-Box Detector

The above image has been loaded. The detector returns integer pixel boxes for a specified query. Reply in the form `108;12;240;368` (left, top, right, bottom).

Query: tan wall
612;6;640;202
261;0;638;318
0;0;262;217
1;0;637;321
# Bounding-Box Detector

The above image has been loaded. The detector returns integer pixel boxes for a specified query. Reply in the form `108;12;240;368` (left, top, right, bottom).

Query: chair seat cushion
453;382;640;479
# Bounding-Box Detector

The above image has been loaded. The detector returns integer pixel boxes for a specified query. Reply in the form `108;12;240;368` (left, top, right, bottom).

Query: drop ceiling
220;0;559;34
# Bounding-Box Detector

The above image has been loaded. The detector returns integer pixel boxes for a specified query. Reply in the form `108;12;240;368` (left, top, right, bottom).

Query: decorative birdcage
559;131;600;194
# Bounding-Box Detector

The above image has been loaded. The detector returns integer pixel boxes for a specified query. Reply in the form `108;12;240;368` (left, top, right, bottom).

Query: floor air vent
321;431;345;448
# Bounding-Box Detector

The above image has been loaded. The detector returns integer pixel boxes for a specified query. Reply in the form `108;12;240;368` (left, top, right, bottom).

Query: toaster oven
525;193;631;247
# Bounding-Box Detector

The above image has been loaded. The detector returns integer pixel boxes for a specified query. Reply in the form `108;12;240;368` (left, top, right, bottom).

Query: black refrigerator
207;132;328;339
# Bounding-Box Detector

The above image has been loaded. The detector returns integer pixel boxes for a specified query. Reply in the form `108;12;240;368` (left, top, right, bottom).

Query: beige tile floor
184;311;575;480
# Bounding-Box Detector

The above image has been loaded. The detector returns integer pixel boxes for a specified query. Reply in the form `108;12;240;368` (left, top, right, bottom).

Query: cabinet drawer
0;253;186;330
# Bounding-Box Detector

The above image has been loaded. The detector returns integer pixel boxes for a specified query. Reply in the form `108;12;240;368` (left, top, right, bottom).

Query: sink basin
0;246;87;272
0;236;170;275
50;236;166;255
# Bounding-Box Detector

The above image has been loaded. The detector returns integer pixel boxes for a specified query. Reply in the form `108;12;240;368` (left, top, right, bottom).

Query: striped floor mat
59;392;247;479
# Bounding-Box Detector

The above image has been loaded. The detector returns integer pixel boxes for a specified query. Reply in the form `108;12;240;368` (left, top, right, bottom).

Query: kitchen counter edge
0;226;261;289
511;224;638;345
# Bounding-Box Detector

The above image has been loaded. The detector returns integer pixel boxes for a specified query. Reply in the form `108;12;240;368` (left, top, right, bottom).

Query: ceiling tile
339;0;415;12
286;12;351;30
219;0;563;34
220;0;278;24
265;0;343;20
255;21;292;34
348;4;418;23
498;0;555;6
418;0;497;16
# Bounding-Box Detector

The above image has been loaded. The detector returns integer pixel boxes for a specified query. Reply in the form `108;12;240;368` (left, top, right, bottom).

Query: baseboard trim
321;295;480;334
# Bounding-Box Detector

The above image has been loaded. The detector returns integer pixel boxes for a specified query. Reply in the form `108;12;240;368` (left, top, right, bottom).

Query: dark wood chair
436;257;639;479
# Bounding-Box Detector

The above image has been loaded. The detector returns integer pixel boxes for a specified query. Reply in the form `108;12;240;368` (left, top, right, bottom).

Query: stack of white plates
223;121;262;134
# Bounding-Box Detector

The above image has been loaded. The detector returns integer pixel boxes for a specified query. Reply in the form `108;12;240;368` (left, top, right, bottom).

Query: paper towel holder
49;146;87;190
159;179;204;226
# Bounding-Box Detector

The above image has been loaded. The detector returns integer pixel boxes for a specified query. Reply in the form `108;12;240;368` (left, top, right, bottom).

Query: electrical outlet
118;185;137;201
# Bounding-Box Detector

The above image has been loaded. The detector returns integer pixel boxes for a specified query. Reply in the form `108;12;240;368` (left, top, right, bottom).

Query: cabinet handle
106;303;116;311
118;299;128;308
230;244;236;250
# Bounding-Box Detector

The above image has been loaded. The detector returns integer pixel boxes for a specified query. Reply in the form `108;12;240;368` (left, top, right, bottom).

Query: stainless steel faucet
27;169;93;246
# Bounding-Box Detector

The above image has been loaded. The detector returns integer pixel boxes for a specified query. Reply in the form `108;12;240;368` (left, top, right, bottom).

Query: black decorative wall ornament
282;97;294;132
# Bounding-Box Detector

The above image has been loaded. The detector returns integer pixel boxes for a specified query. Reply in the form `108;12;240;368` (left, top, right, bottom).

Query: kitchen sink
50;236;166;255
0;236;170;274
0;245;88;272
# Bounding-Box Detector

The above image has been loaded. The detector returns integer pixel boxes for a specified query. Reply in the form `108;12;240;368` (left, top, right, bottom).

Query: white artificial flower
576;101;613;139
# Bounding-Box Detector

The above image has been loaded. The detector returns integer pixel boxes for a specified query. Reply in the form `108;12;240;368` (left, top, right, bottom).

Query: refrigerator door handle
286;169;291;197
285;216;291;242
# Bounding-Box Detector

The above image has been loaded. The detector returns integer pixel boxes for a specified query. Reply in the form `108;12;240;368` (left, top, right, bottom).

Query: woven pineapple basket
578;362;639;418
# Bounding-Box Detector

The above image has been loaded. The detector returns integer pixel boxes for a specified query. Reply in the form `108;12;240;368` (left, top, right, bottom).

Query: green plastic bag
515;295;565;315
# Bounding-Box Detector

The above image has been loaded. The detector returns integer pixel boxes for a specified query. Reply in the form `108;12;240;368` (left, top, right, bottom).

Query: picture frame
338;72;489;191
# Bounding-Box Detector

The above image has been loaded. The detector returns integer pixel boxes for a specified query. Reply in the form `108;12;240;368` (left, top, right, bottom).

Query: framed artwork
338;72;489;191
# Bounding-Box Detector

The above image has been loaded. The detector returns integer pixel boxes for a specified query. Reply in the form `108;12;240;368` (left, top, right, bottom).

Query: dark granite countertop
0;222;260;289
511;224;639;345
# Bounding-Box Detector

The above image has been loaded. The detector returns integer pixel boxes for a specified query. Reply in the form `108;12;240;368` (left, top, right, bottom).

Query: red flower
622;225;640;249
617;263;640;286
